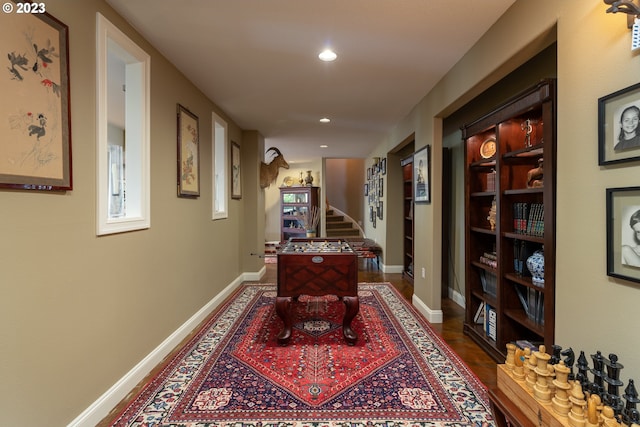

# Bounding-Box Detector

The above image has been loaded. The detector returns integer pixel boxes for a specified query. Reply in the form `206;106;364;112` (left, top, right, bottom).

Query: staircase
325;209;362;238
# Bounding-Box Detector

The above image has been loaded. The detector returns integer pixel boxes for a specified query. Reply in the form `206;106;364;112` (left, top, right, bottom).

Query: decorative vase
304;170;314;186
306;230;316;238
526;249;545;287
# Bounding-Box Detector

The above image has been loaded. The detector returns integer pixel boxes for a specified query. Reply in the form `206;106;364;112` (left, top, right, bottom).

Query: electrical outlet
421;267;425;278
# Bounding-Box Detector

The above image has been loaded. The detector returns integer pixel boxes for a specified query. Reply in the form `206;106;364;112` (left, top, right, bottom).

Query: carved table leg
276;296;293;345
341;296;359;345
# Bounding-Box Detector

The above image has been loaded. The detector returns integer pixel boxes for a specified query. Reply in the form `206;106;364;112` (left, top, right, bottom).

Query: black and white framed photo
598;82;640;165
413;145;431;203
606;186;640;283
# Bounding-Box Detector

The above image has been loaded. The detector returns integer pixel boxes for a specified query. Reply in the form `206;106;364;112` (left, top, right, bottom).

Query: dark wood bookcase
462;79;556;362
280;186;320;242
401;156;414;281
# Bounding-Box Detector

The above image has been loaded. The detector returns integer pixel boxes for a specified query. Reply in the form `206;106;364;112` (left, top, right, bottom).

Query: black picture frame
231;141;241;199
0;3;72;190
598;82;640;166
364;183;369;196
413;145;431;203
606;186;640;283
177;104;200;198
381;158;387;175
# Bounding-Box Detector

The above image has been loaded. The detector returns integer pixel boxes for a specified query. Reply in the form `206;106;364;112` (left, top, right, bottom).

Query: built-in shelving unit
462;79;556;362
401;156;414;281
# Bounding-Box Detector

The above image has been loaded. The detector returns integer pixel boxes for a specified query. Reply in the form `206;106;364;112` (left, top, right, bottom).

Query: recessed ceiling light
319;117;330;123
318;49;337;62
320;144;328;148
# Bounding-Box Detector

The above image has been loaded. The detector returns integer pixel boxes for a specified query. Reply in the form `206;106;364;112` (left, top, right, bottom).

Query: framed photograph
177;104;200;197
413;145;431;203
231;141;241;199
364;183;369;196
0;3;72;190
381;158;387;175
598;82;640;165
367;167;371;180
606;186;640;283
378;177;383;197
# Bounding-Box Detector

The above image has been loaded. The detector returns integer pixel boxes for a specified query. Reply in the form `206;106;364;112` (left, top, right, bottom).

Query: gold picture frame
0;2;72;190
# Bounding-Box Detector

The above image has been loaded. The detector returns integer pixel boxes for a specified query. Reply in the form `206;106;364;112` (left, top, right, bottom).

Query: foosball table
276;238;359;345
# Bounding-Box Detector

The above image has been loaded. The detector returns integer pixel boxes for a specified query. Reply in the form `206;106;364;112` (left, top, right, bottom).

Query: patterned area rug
110;283;493;426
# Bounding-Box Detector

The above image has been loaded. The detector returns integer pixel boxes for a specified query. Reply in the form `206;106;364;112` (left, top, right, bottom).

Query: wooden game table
276;238;359;345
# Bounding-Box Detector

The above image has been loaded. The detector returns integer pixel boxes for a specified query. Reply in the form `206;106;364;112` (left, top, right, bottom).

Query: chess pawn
526;351;539;391
569;381;588;427
602;406;621;427
586;394;603;427
553;361;573;417
534;346;553;403
505;343;517;371
513;347;526;382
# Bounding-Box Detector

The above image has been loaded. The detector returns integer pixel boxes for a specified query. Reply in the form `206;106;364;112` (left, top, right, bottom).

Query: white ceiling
107;0;515;163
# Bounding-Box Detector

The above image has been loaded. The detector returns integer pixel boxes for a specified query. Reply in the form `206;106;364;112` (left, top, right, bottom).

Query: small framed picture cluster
599;83;640;283
365;157;386;227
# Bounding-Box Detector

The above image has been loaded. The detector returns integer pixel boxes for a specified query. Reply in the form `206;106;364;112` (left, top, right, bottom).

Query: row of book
514;284;544;325
513;202;544;237
473;302;497;341
513;239;535;278
479;269;497;297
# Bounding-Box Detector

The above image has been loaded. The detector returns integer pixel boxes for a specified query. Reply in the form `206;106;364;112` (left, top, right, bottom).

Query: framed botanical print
231;141;241;199
177;104;200;197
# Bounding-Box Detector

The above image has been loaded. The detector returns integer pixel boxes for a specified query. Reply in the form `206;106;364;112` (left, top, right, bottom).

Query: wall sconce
604;0;640;29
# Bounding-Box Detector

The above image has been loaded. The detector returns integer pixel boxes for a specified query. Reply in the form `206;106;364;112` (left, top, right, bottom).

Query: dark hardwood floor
98;260;497;426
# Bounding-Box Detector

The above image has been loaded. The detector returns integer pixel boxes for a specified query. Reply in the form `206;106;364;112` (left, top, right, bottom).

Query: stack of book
512;202;544;237
479;251;497;268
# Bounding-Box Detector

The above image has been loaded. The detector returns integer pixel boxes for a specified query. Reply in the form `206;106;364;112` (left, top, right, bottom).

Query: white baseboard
449;288;465;308
67;275;247;427
382;264;403;274
412;293;443;324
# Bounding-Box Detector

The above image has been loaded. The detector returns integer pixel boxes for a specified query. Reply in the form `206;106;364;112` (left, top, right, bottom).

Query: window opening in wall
96;13;150;235
212;111;228;219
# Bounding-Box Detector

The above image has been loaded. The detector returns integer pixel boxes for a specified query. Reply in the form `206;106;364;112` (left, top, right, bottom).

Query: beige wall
0;0;257;425
369;0;640;383
326;158;365;226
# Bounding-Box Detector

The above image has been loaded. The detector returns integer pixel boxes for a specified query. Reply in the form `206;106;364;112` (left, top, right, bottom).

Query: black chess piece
590;351;606;396
604;354;624;415
623;379;640;426
561;347;575;380
550;344;562;364
576;350;589;389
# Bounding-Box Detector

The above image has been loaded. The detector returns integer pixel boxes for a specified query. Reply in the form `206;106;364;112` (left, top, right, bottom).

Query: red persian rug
109;283;493;426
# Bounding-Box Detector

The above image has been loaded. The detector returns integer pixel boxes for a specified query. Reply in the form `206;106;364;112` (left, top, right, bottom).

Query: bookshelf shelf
462;79;556;361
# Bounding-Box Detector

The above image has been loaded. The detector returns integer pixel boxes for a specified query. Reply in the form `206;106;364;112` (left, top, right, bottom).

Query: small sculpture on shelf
527;158;544;188
487;197;497;231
